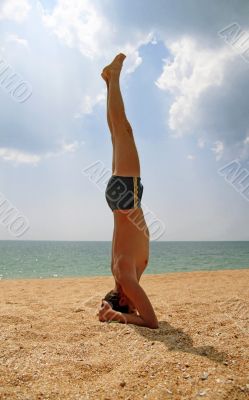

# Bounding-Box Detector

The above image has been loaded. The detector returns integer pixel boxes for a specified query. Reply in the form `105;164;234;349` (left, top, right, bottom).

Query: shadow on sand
133;320;228;364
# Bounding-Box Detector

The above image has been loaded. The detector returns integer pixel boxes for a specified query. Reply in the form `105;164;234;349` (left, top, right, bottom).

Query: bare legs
105;80;116;173
101;54;140;177
101;53;141;297
99;55;158;328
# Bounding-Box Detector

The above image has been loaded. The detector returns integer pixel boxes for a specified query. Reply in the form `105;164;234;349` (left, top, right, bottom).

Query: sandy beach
0;269;248;400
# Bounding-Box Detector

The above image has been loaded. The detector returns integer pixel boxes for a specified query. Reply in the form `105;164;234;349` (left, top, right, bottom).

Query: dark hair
104;290;129;313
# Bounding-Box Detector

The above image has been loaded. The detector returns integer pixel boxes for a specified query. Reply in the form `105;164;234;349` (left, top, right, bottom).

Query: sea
0;241;248;280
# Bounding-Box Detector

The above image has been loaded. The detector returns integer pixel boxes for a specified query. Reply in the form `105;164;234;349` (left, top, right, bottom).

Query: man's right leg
102;54;141;177
105;79;116;174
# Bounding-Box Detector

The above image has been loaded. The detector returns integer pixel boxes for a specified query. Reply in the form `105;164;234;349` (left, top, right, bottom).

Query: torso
112;208;149;281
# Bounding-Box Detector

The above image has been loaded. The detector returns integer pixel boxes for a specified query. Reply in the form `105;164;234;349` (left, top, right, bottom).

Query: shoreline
1;266;249;282
1;269;248;399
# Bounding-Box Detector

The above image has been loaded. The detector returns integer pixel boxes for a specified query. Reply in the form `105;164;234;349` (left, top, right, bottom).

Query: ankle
109;71;120;83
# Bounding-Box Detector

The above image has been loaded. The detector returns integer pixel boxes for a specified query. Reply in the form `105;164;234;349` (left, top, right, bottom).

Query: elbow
148;322;159;330
146;319;159;329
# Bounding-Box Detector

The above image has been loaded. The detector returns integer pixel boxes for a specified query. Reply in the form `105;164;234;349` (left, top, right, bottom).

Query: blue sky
0;0;249;241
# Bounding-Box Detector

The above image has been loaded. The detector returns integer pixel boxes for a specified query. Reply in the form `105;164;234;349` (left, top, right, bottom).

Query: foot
101;53;126;83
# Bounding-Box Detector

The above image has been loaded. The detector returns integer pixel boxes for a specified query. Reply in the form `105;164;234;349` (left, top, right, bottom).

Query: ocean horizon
0;240;248;280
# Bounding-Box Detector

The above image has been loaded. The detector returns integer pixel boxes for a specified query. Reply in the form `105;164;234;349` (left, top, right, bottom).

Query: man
98;53;158;329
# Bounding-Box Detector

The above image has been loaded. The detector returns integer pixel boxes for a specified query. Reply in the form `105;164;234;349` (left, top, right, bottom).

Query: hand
98;300;112;322
98;300;127;324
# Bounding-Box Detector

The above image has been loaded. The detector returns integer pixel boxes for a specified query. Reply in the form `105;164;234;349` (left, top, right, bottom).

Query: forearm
121;279;159;329
98;279;159;328
109;310;157;328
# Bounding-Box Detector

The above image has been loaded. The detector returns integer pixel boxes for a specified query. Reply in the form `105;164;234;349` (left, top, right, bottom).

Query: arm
117;310;156;328
99;279;158;329
121;278;159;329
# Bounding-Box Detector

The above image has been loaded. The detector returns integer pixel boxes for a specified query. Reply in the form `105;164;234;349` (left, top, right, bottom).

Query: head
103;289;131;313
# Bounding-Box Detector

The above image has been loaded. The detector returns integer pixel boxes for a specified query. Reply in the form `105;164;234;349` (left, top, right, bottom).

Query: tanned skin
98;54;158;329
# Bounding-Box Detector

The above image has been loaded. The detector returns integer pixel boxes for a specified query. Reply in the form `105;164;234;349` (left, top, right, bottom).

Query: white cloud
41;0;112;60
5;33;29;48
0;0;31;22
187;154;196;160
197;137;206;149
121;32;154;74
156;38;233;137
0;147;41;165
59;140;80;154
211;141;224;161
0;141;81;166
1;0;249;165
244;136;249;145
40;0;154;75
75;89;106;117
44;140;81;159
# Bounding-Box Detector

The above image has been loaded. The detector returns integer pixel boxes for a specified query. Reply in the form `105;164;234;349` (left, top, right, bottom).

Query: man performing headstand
98;53;158;329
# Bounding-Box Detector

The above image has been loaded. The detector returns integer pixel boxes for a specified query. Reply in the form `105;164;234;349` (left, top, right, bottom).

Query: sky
0;0;249;241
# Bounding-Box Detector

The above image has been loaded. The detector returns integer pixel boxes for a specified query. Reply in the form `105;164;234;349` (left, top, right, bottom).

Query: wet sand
0;269;249;399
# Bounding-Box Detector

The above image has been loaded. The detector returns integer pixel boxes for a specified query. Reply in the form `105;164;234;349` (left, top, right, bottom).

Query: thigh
112;121;140;176
111;135;115;174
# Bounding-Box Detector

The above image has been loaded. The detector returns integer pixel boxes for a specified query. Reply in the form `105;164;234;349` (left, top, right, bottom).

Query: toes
117;53;126;62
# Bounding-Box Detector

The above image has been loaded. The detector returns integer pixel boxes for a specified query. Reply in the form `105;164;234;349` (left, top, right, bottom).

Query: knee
112;118;133;137
124;119;133;135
